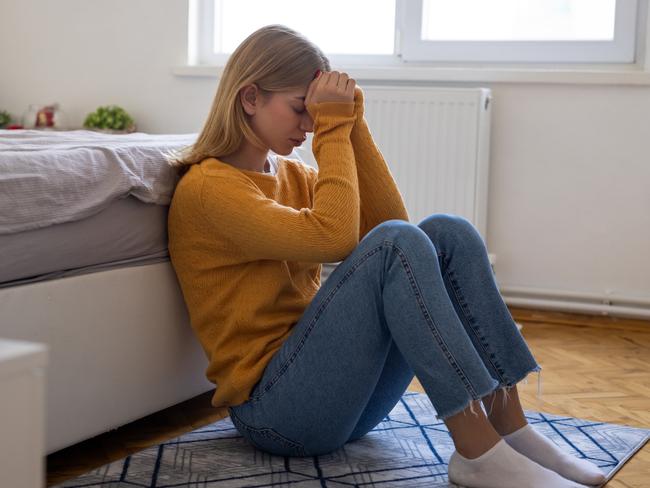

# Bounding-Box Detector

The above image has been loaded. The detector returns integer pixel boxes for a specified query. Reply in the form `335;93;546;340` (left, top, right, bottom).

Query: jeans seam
249;244;385;403
439;251;509;385
386;240;479;399
229;405;308;455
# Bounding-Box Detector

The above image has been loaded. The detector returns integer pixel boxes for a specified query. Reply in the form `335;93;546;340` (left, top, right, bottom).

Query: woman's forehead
284;85;309;99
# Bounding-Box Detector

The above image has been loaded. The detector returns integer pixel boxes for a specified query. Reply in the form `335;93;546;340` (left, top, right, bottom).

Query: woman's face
248;85;314;156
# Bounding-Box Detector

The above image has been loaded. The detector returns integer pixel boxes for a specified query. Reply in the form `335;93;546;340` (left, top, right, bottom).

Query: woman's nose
301;113;314;132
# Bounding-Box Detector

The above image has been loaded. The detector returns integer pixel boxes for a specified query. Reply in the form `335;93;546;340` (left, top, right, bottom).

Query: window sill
172;64;650;86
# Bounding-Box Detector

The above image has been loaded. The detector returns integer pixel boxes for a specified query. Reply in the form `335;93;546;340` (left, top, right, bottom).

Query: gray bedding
0;129;196;235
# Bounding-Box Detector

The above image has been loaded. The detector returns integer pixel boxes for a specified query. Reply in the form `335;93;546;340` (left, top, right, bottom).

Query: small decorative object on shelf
22;103;68;130
83;105;136;133
0;110;11;128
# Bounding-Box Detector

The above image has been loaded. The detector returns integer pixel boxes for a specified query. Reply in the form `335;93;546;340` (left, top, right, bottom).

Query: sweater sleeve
199;101;359;263
351;86;410;240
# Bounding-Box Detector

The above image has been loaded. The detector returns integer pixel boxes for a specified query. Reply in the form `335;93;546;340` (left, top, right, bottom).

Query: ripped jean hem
434;377;500;421
499;365;543;397
434;365;542;421
485;366;543;418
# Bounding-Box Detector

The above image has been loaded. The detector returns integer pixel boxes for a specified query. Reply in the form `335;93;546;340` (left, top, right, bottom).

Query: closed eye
293;107;305;114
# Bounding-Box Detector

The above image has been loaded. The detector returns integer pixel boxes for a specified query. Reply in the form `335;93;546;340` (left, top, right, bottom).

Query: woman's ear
240;84;259;116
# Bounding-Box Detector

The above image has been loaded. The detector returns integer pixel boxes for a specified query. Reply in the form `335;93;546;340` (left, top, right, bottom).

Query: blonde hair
168;24;330;177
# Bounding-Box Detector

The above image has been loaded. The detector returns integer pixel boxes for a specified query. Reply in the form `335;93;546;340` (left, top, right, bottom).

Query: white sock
447;438;591;488
503;423;606;486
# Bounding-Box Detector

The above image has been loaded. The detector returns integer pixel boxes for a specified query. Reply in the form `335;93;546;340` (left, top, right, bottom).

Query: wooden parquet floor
47;307;650;487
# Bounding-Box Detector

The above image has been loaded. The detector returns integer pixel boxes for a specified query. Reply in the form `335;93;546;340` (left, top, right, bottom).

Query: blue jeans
228;214;541;457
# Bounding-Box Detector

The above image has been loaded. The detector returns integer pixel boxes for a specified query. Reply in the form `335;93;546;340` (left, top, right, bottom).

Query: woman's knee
359;220;441;264
417;213;483;246
365;219;431;247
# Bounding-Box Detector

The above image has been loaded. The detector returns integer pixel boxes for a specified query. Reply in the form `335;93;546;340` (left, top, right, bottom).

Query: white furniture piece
0;337;48;488
0;262;215;455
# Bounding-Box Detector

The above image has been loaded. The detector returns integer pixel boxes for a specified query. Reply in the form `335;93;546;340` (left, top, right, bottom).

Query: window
190;0;640;66
402;0;639;63
213;0;395;55
191;0;397;67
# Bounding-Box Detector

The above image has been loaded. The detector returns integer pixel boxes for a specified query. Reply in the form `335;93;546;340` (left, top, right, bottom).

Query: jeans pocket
229;407;307;457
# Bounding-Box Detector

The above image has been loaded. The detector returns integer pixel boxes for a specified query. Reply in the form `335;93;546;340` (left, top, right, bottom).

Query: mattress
0;196;169;288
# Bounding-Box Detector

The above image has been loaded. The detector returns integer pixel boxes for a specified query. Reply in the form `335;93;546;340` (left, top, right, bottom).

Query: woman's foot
503;423;607;486
447;438;592;488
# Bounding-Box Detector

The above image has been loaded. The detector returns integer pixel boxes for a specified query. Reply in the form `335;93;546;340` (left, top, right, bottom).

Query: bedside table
0;338;49;488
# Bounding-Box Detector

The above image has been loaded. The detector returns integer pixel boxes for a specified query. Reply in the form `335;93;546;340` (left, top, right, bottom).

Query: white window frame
180;0;650;84
191;0;639;66
400;0;639;63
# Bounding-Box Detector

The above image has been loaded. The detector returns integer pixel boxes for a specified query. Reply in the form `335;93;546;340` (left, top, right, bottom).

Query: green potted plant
0;110;11;129
83;105;136;133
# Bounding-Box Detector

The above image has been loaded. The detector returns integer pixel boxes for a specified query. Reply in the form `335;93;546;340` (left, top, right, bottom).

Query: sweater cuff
306;101;355;120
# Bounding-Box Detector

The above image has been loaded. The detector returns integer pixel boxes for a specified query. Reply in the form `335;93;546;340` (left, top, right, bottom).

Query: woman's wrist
353;86;365;120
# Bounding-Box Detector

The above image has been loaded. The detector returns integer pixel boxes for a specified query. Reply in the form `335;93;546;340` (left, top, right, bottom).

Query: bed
0;129;322;455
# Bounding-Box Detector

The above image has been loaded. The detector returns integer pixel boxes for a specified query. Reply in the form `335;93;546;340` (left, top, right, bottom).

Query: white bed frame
0;260;214;455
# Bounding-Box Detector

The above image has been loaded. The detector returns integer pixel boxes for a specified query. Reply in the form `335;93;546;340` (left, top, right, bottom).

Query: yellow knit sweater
168;87;409;421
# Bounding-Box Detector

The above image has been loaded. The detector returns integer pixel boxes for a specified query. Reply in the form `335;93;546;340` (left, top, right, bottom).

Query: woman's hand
305;71;356;106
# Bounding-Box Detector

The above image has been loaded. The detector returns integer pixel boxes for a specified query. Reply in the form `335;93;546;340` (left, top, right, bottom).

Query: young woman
167;24;605;488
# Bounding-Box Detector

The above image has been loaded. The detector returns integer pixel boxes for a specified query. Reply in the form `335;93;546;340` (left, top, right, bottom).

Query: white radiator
297;86;492;240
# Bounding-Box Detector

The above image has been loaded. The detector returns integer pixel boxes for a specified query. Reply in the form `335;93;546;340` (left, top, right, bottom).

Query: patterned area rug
53;392;649;487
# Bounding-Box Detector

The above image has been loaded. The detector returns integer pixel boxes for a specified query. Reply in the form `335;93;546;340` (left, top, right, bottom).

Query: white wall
0;0;208;134
1;1;649;307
